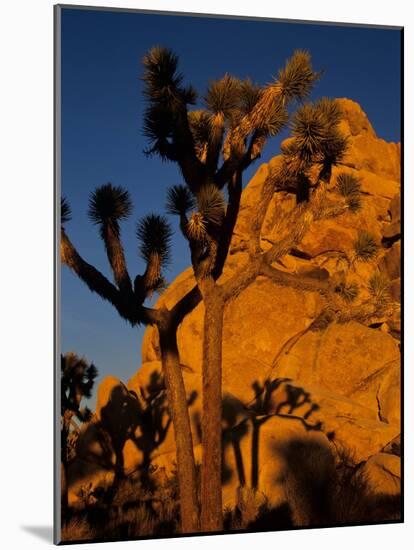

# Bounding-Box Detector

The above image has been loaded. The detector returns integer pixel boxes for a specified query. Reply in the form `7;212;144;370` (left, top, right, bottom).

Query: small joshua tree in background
61;352;98;512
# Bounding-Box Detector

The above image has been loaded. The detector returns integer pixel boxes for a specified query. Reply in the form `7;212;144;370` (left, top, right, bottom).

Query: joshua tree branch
206;113;225;177
170;285;202;328
263;213;312;264
171;104;207;192
61;229;121;310
221;258;262;302
259;263;330;295
214;154;241;188
248;171;279;256
102;223;133;294
239;131;267;170
62;228;161;326
213;170;243;278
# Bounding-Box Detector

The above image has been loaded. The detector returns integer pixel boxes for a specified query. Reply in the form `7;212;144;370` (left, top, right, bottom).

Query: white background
0;0;411;548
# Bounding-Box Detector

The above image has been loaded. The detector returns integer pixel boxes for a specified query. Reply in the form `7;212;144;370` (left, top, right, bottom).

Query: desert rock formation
68;99;401;513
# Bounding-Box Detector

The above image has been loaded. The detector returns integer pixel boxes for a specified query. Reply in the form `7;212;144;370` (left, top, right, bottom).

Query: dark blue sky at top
60;7;401;405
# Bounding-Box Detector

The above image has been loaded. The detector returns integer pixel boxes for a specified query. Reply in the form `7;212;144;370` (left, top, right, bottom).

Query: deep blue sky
60;7;401;405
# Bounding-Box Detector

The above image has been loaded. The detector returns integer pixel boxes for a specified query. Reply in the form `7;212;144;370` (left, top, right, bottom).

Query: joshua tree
142;47;391;531
61;352;98;512
142;47;323;531
60;191;200;532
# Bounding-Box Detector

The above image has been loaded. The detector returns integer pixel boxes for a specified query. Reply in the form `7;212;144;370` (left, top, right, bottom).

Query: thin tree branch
213;170;243;278
102;223;133;294
61;228;161;326
61;229;121;310
170;285;202;329
206;113;225;177
172;103;207;192
221;258;261;302
259;262;330;295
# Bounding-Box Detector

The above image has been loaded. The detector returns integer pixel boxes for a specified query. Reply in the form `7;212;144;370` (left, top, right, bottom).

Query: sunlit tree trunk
158;314;199;533
200;286;225;532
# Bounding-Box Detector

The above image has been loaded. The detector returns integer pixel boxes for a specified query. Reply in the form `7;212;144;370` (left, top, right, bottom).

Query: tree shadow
100;384;142;482
130;372;173;489
250;378;323;431
98;371;198;493
221;377;332;521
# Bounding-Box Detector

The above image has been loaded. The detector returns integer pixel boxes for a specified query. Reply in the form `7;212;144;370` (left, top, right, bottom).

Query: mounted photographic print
54;4;403;544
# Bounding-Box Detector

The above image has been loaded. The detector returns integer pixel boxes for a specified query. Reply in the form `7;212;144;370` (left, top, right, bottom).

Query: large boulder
335;98;400;182
274;322;399;403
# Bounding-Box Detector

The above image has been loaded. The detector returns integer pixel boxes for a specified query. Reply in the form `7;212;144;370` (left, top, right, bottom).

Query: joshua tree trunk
200;285;225;532
158;314;199;533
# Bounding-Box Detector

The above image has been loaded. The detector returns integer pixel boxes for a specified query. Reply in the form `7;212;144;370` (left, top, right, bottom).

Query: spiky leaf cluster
277;50;319;102
187;212;208;241
320;133;348;166
188;110;211;159
337;173;362;197
336;172;363;212
290;103;329;162
61;352;98;421
353;231;378;262
315;98;348;167
347;195;362;213
88;184;132;233
256;99;289;137
142;47;197;105
204;74;241;119
288;98;347;167
136;214;172;267
166;184;195;215
142;47;196;161
316;97;342;125
238;79;262;115
61;197;71;224
143;104;176;159
368;272;391;304
196;184;226;226
203;73;290;138
337;281;360;303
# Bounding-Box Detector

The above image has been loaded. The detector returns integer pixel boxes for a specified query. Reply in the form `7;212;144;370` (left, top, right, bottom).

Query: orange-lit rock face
69;99;401;510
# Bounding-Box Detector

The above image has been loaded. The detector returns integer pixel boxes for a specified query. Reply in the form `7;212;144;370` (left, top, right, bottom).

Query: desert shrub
353;230;378;261
336;173;362;212
337;281;359;302
336;173;361;198
62;465;183;542
369;272;391;304
328;447;401;525
233;488;265;529
61;516;96;542
347;194;362;212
